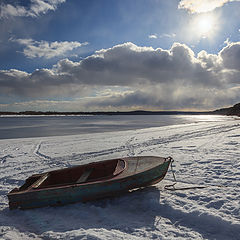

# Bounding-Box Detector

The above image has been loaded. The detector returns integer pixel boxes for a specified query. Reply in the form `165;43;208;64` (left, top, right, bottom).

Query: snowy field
0;116;240;239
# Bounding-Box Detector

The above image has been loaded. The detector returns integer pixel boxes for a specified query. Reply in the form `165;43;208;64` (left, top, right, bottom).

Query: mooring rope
164;157;207;191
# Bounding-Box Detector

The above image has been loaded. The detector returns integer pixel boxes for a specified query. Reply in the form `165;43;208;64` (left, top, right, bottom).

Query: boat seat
76;168;93;184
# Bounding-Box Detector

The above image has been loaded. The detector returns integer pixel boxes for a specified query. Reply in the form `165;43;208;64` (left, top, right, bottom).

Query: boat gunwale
34;158;128;190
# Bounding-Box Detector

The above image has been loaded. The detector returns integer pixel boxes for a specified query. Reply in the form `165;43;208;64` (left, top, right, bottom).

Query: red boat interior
19;159;126;191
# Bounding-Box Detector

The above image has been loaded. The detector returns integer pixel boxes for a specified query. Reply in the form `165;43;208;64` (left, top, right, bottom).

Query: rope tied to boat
164;157;177;191
164;156;207;191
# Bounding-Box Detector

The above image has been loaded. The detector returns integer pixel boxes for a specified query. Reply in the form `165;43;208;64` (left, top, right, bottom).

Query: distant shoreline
1;102;239;116
0;110;213;116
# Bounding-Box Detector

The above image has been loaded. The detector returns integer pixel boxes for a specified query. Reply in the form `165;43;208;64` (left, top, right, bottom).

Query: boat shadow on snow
2;185;240;239
3;186;161;235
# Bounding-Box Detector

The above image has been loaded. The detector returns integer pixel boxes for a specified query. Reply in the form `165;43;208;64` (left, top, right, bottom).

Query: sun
198;17;213;35
192;14;217;39
198;15;214;37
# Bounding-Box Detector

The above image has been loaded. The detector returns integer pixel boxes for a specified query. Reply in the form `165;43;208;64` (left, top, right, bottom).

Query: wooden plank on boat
30;173;49;189
76;168;93;183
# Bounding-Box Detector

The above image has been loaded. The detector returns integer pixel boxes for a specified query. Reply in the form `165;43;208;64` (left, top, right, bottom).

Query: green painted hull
8;156;171;209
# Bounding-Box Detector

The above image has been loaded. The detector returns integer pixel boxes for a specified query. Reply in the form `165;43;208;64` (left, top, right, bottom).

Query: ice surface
0;118;240;239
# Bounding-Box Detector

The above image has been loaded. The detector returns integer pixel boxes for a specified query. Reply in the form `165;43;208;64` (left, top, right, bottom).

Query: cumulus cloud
1;41;240;111
178;0;240;13
54;42;205;87
220;41;240;70
12;38;88;59
0;0;66;18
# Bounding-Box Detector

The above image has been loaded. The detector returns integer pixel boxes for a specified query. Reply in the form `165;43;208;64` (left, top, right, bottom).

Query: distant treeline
1;103;240;116
0;110;211;116
212;103;240;117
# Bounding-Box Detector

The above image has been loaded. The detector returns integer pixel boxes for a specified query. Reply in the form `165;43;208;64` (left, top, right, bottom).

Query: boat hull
8;156;171;209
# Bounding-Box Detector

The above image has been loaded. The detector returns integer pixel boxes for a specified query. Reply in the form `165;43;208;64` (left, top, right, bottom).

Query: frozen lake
0;114;231;139
0;115;239;239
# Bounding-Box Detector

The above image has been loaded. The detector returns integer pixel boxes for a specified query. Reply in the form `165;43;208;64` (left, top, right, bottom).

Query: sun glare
198;17;213;35
192;14;217;39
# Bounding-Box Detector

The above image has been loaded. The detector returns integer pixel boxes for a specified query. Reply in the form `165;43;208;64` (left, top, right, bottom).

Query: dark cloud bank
1;41;240;111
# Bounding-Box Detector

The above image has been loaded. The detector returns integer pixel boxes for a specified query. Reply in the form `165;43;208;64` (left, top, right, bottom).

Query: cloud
1;41;240;111
148;33;176;40
0;0;66;18
220;41;240;70
55;42;205;86
12;38;88;59
159;33;176;38
83;87;240;111
178;0;240;13
148;34;158;39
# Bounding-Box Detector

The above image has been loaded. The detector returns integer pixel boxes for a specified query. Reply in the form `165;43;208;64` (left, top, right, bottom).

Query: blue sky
1;0;240;111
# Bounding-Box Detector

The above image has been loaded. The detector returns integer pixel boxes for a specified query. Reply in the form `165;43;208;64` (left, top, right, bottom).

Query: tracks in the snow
34;141;51;161
53;122;240;164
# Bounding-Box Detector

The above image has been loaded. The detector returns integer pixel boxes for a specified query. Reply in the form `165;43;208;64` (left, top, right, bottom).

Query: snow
0;117;240;239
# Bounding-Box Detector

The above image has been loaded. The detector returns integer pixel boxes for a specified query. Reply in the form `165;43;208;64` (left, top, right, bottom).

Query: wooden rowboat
8;156;172;209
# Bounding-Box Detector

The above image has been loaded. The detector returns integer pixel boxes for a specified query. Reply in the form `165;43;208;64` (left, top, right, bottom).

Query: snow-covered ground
0;117;240;239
